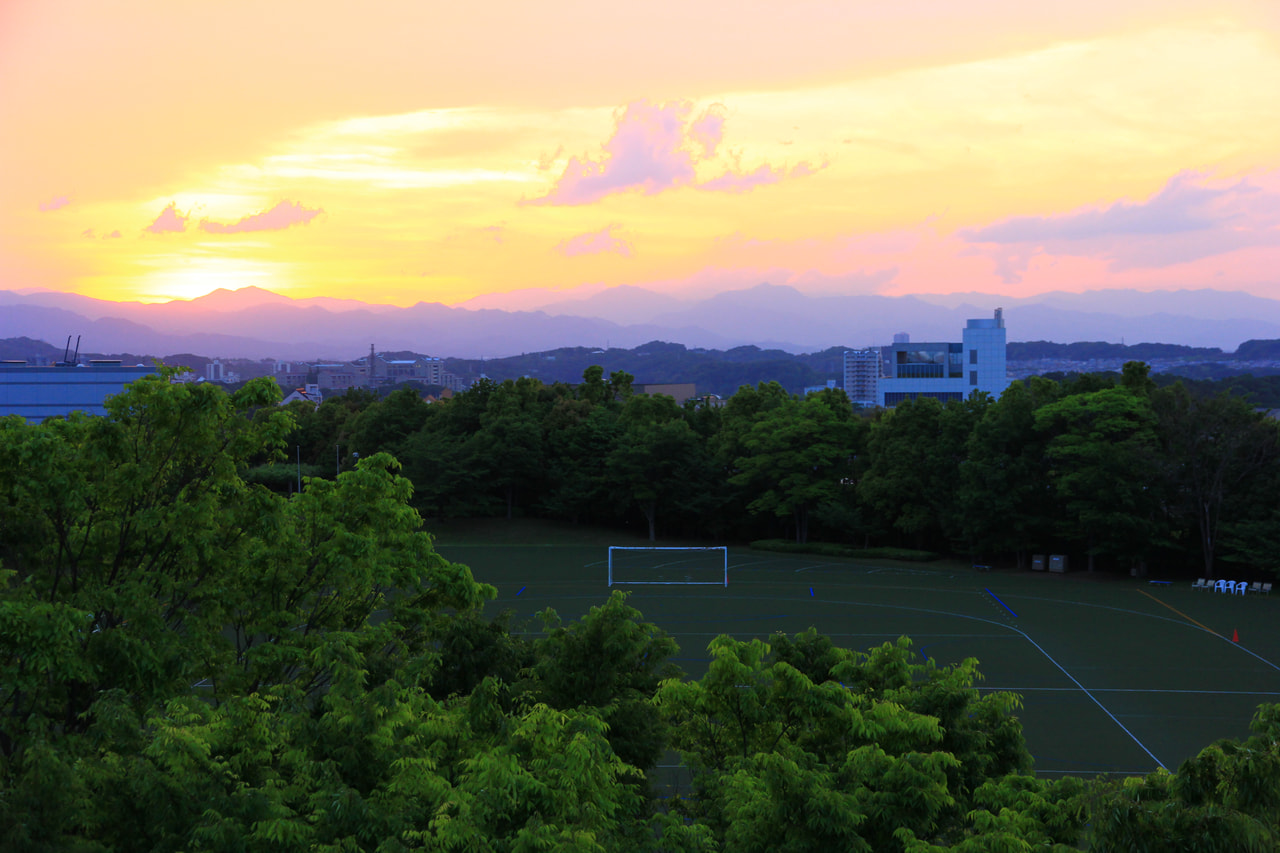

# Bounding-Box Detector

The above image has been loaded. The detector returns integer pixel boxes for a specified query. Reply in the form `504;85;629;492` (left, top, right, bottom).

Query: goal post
607;546;729;587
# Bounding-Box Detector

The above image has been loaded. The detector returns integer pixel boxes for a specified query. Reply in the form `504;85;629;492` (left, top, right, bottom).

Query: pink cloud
199;200;322;234
701;161;826;194
530;100;698;206
556;224;633;257
81;228;94;238
961;170;1280;282
39;196;70;212
688;103;727;158
529;99;826;206
104;230;122;239
146;203;188;234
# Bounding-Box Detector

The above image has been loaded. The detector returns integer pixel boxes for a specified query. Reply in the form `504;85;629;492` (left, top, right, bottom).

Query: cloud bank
528;100;822;206
39;196;70;212
962;171;1280;282
200;200;322;234
556;224;633;257
146;203;188;234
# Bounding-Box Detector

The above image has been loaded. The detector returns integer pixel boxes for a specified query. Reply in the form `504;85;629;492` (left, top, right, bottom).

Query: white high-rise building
877;308;1009;407
842;349;881;408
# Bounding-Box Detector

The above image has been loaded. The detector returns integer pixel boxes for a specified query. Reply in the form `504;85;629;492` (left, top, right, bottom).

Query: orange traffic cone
1232;629;1239;643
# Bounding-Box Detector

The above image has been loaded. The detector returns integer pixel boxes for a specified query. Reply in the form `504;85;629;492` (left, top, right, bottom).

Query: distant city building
315;363;366;391
0;361;156;421
842;349;881;408
877;309;1010;407
206;359;224;382
280;383;323;409
635;383;697;405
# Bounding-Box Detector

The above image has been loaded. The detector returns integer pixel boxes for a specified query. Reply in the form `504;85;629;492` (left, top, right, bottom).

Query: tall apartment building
876;308;1010;407
842;349;881;408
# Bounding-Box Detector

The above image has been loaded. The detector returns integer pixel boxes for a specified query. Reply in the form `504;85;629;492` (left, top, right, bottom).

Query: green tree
1091;704;1280;852
469;377;549;519
957;378;1061;566
542;399;623;525
658;631;1031;852
607;394;712;541
532;591;682;780
859;396;988;551
0;374;510;850
1034;381;1164;572
1153;383;1280;578
731;392;865;543
346;384;431;460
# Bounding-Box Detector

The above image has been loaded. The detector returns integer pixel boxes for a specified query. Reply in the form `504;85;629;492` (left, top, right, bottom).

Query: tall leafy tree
957;378;1061;566
532;591;682;780
469;377;550;519
859;395;988;551
658;633;1009;853
607;394;711;541
1153;383;1280;578
1035;381;1164;572
731;391;865;543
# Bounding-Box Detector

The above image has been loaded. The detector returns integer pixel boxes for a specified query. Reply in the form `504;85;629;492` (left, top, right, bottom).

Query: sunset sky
3;0;1279;308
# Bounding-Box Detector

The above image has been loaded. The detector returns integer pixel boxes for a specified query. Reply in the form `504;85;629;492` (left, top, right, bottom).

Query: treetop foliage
4;366;1280;850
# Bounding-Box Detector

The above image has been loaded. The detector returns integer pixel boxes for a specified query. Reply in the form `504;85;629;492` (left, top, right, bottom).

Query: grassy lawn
431;519;1280;779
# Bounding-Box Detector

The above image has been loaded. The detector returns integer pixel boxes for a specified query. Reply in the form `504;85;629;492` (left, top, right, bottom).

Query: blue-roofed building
0;361;157;421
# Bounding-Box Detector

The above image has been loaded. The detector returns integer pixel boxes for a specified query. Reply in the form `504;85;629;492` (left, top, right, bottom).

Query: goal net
608;546;729;587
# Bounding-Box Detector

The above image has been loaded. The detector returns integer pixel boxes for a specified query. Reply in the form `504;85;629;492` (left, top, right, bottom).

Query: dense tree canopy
275;362;1280;577
4;371;1280;849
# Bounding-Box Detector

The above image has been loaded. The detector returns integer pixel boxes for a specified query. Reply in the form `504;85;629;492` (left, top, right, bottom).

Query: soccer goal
607;546;729;587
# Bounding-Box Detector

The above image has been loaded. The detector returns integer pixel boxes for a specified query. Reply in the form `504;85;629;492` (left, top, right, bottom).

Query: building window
969;350;978;364
884;391;962;406
969;371;978;386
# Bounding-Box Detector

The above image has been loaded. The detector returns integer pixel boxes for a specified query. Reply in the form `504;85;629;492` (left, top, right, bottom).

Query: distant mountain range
2;284;1279;361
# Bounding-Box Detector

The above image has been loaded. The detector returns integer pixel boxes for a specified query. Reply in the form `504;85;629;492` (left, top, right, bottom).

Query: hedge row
748;539;940;562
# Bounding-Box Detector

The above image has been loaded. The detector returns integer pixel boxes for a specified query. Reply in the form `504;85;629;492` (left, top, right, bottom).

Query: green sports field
435;526;1280;779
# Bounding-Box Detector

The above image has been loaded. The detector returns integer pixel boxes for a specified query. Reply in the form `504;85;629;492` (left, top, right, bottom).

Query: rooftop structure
877;308;1010;407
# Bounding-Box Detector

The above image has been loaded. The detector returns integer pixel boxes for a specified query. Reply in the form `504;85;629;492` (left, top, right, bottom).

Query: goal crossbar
608;546;728;587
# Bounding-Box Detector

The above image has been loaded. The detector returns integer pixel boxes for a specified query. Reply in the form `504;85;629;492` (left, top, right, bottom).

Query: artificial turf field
435;526;1280;780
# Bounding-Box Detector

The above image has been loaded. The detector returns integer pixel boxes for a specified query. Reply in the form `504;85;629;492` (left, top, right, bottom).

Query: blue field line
516;586;526;596
1011;628;1166;770
985;588;1018;617
985;687;1280;696
664;591;1167;771
1035;769;1152;776
809;587;814;597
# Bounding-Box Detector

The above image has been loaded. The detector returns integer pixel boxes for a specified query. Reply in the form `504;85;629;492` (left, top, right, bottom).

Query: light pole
335;444;341;478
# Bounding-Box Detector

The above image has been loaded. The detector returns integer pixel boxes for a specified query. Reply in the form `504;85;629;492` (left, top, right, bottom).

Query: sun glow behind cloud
3;2;1280;306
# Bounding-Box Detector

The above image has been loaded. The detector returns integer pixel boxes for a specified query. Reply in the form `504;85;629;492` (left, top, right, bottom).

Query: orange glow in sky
3;0;1280;306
